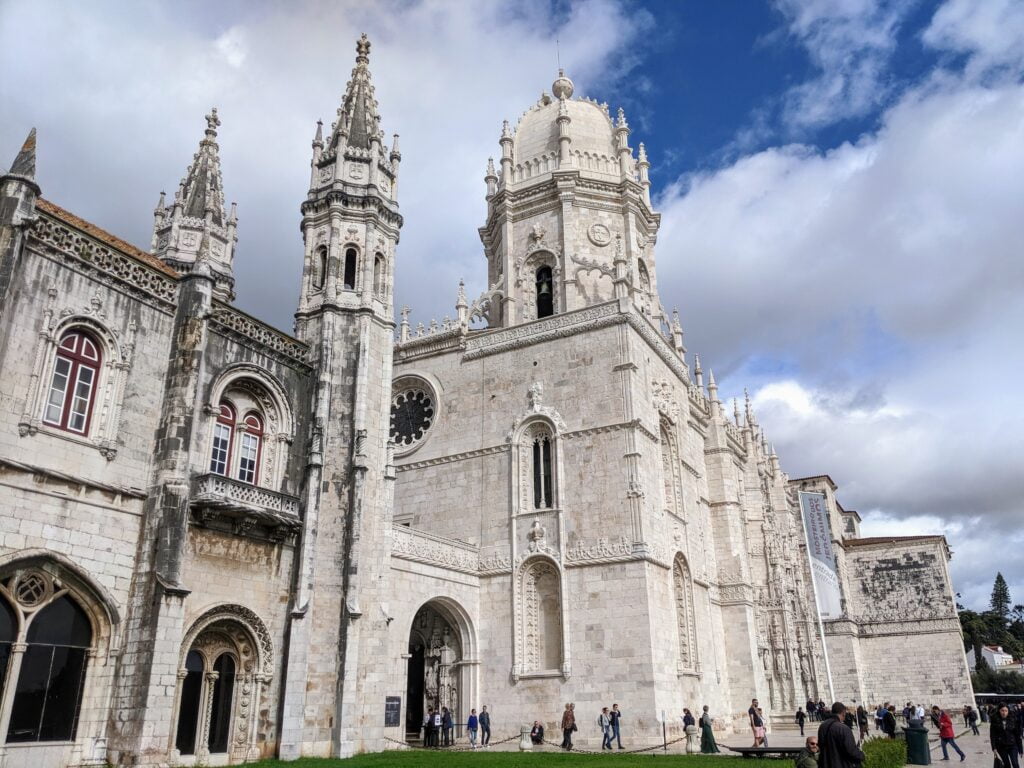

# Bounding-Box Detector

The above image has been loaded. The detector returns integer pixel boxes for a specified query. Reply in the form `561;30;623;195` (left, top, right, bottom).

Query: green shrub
862;736;906;768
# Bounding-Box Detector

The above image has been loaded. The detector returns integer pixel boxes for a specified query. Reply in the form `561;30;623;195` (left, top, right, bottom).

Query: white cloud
923;0;1024;77
771;0;913;129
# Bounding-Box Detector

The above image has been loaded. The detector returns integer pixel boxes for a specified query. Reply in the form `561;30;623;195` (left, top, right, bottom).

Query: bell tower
476;70;665;330
280;33;403;759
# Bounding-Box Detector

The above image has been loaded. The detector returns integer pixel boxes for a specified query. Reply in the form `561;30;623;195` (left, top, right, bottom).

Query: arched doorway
405;601;473;741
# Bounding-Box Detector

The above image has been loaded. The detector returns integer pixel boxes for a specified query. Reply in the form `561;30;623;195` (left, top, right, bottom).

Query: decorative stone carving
391;525;479;574
588;223;611;247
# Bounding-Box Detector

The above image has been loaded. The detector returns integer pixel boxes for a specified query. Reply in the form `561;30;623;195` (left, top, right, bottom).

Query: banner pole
799;492;836;703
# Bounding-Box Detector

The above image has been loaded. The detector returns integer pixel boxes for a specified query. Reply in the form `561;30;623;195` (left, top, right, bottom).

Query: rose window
390;387;435;449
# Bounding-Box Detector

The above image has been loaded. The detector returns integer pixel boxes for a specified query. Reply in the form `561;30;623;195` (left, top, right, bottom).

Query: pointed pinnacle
694;353;702;372
456;278;468;308
313;120;324;147
8;127;36;179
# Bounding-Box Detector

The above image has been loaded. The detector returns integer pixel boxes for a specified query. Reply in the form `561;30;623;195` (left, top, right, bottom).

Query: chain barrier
543;734;688;755
384;733;520;752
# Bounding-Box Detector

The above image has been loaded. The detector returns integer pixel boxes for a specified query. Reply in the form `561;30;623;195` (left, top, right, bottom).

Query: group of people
683;705;722;753
795;703;865;768
557;702;624;751
421;704;491;749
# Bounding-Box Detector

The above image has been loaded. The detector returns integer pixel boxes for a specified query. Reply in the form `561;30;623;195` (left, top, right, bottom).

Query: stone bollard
685;725;700;753
520;724;533;751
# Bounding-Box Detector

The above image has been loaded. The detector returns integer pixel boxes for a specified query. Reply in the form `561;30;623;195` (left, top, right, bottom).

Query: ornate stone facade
0;36;971;768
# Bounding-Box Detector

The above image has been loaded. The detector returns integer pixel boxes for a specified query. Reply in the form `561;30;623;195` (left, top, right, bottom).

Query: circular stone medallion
588;223;611;247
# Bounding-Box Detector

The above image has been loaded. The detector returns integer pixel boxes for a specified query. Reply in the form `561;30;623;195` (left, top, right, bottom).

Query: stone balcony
190;473;302;543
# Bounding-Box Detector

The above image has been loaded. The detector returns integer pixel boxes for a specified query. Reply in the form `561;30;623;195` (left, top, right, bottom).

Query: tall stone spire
7;128;37;182
329;33;382;152
152;109;238;301
0;128;42;317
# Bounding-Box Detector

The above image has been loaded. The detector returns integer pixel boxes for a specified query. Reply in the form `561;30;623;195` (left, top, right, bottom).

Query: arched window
7;594;92;743
521;559;562;673
42;329;102;435
209;401;235;476
313;246;327;290
673;554;697;673
174;650;204;755
535;266;553;319
237;413;263;485
373;253;386;298
532;431;553;509
207;653;236;754
343;247;358;290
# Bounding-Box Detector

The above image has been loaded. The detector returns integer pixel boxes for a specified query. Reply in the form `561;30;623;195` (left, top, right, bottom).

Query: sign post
799;491;838;702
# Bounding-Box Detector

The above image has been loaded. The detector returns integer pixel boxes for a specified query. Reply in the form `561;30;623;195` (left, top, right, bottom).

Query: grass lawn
247;752;775;768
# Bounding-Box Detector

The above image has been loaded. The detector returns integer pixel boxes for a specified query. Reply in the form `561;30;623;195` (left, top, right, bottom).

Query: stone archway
405;600;474;741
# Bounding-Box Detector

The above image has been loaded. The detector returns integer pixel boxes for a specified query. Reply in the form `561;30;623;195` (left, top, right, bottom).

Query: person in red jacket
934;706;966;761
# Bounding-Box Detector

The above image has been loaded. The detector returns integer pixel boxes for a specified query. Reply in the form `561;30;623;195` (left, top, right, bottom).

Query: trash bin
904;726;931;765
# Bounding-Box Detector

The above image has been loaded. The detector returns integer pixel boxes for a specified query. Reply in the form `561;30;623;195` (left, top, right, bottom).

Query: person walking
856;706;869;744
560;702;576;750
991;704;1020;768
599;707;613;750
479;705;491;747
875;705;885;732
701;706;721;754
466;709;479;749
818;703;865;768
797;707;807;736
796;735;820;768
935;707;966;761
610;703;624;749
968;706;980;736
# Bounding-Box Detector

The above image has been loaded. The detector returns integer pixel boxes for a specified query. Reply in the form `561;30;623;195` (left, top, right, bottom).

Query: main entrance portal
405;602;463;739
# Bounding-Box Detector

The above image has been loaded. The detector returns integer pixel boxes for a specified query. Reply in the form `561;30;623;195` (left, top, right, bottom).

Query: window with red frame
237;413;263;484
42;330;102;435
209;402;235;476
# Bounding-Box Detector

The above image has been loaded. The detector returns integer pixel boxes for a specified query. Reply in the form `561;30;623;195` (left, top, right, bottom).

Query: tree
991;573;1011;618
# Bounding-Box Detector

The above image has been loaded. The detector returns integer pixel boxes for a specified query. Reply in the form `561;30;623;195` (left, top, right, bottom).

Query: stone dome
511;93;620;180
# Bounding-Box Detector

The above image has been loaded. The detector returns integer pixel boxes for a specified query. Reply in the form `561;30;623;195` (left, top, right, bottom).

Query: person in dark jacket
479;705;491;746
797;708;807;736
795;736;820;768
441;707;453;746
968;706;979;736
530;720;545;744
818;703;865;768
882;705;898;738
991;705;1021;768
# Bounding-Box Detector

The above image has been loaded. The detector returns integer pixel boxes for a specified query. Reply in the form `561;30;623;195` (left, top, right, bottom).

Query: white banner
799;491;843;619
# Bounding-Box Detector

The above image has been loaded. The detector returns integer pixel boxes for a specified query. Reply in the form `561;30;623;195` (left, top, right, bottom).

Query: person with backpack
968;706;980;736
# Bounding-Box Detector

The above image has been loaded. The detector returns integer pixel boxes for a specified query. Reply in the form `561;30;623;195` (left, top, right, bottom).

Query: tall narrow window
207;653;236;754
0;598;13;711
42;329;101;435
174;651;204;755
343;248;358;290
532;433;553;509
373;254;385;297
209;401;235;476
673;554;697;672
535;266;553;318
237;413;262;485
7;595;92;743
313;246;328;290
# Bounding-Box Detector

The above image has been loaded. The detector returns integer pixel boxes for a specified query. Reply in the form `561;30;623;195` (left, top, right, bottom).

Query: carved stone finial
552;68;574;100
356;33;371;62
205;108;220;137
501;120;512;140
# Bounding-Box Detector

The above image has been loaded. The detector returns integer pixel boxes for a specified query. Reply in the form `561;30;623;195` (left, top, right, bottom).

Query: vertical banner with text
799;491;843;619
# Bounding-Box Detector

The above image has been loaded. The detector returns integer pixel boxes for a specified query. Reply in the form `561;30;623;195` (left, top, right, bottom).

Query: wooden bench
726;746;807;759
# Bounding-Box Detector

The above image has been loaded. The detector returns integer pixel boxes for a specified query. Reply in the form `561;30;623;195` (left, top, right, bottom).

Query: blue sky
2;0;1022;611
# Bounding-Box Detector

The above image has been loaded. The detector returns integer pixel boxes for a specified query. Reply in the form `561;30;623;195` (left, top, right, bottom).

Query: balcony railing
190;473;301;542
